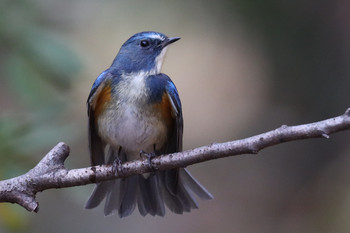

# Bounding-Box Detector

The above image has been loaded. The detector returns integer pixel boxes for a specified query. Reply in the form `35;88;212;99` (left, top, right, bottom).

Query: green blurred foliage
0;204;29;233
0;1;81;231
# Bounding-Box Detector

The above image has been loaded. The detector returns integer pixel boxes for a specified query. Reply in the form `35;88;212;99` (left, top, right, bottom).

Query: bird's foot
112;157;123;176
140;150;156;172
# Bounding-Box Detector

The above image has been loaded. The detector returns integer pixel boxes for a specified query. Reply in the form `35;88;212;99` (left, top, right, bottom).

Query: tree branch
1;108;350;212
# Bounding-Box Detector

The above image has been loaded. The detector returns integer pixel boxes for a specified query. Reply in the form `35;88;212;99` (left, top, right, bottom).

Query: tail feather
161;189;184;214
175;186;192;213
85;167;212;217
103;179;120;216
179;168;213;200
138;174;165;216
163;169;179;196
85;181;111;209
160;168;210;214
118;176;138;218
178;179;199;210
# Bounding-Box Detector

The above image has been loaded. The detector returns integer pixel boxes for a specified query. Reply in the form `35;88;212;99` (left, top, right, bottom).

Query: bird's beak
160;37;181;48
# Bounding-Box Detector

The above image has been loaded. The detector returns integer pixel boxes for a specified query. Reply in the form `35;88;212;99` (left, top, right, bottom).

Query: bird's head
112;31;180;75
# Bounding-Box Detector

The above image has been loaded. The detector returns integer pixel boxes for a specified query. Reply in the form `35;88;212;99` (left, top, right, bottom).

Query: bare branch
1;108;350;212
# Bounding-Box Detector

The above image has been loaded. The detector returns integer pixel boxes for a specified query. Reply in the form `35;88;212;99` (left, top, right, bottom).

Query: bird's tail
85;150;213;217
85;168;212;217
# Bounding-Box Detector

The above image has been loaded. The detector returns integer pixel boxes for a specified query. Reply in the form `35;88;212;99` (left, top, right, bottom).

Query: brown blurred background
1;0;350;232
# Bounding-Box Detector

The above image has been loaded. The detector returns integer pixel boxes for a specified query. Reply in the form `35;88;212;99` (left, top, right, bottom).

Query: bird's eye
140;40;150;48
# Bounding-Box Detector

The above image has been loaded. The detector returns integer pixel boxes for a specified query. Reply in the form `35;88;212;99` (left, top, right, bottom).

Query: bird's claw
112;157;123;176
140;150;156;172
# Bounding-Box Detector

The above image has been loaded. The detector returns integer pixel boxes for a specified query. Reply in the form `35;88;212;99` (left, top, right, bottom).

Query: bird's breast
95;73;173;160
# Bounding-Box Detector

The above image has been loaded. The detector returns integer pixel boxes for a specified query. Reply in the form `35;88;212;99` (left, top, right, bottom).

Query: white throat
154;47;168;74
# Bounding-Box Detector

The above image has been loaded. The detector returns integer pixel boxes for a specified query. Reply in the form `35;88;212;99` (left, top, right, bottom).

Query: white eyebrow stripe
148;34;165;41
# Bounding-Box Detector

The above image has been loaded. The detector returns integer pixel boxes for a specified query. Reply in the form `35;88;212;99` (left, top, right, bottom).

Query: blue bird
85;31;213;217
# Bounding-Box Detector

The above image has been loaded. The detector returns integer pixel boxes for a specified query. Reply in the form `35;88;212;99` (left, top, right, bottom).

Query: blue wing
146;74;184;198
165;78;183;153
87;70;109;106
146;73;183;153
87;69;114;165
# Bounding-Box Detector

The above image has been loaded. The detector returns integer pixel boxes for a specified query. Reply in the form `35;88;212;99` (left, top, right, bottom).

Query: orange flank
155;93;174;127
94;83;112;119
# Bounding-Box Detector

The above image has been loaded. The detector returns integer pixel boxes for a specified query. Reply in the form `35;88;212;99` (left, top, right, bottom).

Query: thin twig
0;108;349;212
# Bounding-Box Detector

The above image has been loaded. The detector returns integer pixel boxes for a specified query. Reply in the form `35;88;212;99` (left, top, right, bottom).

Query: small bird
85;31;213;217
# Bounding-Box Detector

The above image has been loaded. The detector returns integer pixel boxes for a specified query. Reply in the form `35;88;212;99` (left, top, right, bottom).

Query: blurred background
0;0;350;232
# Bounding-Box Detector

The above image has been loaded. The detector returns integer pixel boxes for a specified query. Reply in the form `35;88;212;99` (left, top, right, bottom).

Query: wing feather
87;69;114;165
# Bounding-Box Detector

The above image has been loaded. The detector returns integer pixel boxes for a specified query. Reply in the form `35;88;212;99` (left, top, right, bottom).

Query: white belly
97;103;168;161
